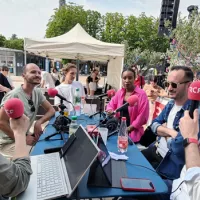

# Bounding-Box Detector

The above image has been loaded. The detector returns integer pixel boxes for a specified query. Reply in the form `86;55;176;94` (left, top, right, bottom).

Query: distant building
59;0;66;8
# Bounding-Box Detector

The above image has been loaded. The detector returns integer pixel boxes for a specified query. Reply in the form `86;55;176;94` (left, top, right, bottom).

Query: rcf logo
189;87;200;93
5;109;14;115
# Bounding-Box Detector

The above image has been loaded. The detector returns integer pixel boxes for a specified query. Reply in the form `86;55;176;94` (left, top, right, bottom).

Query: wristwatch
183;138;198;148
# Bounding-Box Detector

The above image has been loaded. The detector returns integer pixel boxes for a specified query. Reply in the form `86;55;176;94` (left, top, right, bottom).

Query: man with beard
141;67;199;185
0;63;55;158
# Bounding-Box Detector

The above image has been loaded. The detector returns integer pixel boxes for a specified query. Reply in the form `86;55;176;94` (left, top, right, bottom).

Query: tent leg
76;59;79;81
24;50;27;65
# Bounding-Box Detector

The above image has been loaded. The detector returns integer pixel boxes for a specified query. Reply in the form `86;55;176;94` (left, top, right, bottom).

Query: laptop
88;137;127;188
17;125;99;200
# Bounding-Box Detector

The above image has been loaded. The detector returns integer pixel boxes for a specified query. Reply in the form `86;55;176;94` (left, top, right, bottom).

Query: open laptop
17;125;99;200
88;137;127;188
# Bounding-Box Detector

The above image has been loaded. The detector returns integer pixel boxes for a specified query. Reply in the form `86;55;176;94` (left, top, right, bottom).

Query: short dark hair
121;68;136;79
150;75;158;83
62;63;77;75
170;66;194;81
1;66;9;71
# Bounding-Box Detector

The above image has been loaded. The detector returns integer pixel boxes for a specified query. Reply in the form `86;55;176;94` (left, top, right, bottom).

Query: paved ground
10;74;106;88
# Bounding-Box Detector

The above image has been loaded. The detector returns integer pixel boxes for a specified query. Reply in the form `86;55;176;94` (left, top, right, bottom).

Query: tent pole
76;59;79;81
24;50;27;65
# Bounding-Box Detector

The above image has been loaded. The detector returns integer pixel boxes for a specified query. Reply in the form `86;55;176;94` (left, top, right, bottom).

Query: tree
168;13;200;69
11;34;17;40
86;10;102;39
4;38;23;50
0;34;6;47
101;12;126;43
46;2;87;38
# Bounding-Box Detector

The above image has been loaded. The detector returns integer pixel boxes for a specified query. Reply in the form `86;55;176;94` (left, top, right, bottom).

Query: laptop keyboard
37;153;66;200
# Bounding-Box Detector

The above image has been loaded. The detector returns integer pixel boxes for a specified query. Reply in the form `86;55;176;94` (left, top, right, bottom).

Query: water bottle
74;88;81;116
81;96;85;115
69;116;79;137
118;117;128;153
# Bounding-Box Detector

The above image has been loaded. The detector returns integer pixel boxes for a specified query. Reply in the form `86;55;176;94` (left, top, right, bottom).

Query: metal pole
76;59;79;81
24;50;27;65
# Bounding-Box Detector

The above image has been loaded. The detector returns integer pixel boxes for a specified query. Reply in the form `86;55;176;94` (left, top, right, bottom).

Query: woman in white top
51;68;60;86
54;63;85;112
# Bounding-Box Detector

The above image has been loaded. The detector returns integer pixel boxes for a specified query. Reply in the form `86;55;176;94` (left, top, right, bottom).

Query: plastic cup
98;127;108;145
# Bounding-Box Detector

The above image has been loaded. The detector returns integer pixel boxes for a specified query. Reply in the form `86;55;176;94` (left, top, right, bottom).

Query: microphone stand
44;99;71;142
89;95;106;121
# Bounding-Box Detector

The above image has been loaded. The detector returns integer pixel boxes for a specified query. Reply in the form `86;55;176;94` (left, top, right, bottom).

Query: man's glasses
165;81;190;89
28;99;36;112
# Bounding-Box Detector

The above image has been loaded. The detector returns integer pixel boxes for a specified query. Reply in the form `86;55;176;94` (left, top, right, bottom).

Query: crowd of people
0;63;199;200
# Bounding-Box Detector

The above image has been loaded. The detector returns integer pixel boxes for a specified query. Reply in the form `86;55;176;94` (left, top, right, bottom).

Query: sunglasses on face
166;80;190;89
28;99;36;112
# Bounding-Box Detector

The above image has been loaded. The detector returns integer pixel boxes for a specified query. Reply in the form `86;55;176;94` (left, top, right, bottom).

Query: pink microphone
48;88;58;98
4;98;24;119
107;89;116;98
188;81;200;118
114;95;138;113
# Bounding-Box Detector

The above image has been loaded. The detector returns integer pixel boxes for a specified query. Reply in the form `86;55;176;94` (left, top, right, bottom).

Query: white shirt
41;71;55;89
54;81;85;112
157;104;182;157
170;166;200;200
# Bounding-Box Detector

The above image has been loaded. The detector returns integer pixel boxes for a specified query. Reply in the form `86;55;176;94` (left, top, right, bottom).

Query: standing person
142;66;198;180
1;66;14;89
0;67;12;103
54;63;85;113
41;70;55;89
132;65;145;89
106;68;149;143
143;76;168;123
51;68;60;86
0;63;55;158
86;69;100;96
0;115;32;198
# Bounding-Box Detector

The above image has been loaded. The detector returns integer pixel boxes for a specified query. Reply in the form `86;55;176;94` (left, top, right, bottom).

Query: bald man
0;63;55;158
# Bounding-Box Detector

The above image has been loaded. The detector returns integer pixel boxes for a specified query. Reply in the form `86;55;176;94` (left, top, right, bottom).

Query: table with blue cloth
31;113;168;199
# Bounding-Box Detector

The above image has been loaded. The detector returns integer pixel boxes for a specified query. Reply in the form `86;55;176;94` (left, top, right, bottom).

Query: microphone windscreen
127;95;138;107
48;88;58;97
4;98;24;119
188;81;200;101
107;89;116;98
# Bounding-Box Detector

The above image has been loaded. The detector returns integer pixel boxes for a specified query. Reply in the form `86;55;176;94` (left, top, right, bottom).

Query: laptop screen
62;125;99;192
97;137;112;185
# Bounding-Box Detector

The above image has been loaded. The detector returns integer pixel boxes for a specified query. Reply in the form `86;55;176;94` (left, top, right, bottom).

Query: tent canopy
24;23;124;62
24;23;124;89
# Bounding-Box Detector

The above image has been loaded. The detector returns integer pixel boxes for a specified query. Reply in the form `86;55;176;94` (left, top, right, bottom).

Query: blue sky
0;0;199;38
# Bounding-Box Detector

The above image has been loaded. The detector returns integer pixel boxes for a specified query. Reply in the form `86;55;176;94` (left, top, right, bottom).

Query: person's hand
33;121;43;141
26;135;36;146
10;114;30;135
168;129;178;138
179;109;199;139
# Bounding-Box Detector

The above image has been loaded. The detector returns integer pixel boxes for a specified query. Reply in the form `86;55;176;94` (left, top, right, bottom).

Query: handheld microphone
4;98;24;119
188;81;200;118
114;95;138;114
48;88;71;103
97;89;116;98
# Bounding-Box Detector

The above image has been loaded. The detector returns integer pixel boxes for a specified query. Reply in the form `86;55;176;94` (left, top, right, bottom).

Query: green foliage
0;34;6;47
45;2;168;55
0;34;23;50
167;12;200;69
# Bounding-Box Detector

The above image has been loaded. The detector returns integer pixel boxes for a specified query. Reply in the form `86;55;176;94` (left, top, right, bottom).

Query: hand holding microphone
188;81;200;118
4;98;30;136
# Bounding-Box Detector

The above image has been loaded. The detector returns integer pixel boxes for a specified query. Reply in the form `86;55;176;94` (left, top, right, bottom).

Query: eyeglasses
28;99;36;112
165;81;190;89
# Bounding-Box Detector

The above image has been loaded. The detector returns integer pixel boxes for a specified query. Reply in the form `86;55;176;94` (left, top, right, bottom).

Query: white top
54;81;85;112
7;76;14;87
41;71;55;89
157;104;182;157
170;166;200;200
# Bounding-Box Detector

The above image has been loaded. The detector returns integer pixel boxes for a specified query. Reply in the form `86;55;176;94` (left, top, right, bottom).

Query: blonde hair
62;63;77;75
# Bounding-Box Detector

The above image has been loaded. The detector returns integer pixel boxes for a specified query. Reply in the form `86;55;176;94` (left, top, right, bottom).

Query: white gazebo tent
24;23;124;90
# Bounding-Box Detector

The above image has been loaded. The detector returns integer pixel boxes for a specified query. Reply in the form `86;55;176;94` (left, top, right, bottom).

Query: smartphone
120;177;155;192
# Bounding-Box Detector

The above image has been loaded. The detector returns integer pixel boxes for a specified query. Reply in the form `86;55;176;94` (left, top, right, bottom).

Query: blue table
32;113;168;199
